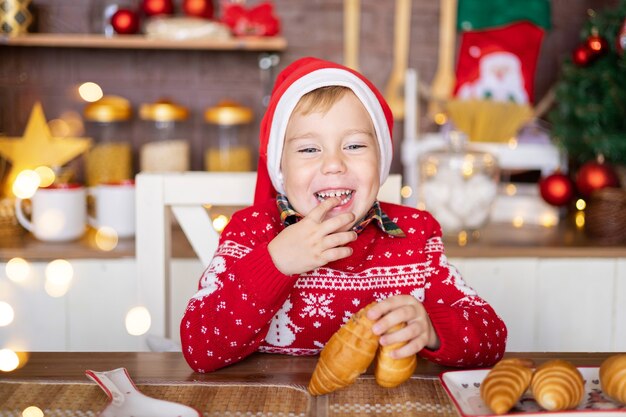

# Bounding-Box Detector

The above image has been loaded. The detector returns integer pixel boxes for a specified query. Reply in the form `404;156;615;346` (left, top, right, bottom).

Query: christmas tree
550;0;626;167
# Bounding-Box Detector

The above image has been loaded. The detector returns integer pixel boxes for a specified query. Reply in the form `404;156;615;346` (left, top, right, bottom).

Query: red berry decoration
111;9;140;35
572;44;593;66
575;160;620;197
183;0;214;19
539;172;575;207
142;0;174;17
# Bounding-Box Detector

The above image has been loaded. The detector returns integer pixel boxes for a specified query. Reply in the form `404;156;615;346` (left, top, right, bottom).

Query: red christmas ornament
183;0;214;19
617;18;626;56
222;1;280;37
539;172;575;207
586;30;609;56
575;160;620;197
572;44;593;66
111;9;140;35
141;0;174;17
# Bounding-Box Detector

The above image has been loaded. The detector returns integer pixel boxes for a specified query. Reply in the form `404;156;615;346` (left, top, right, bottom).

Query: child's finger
318;212;356;234
322;230;357;250
305;197;341;223
321;246;353;263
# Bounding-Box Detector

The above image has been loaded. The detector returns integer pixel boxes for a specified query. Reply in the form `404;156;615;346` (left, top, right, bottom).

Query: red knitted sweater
180;199;507;373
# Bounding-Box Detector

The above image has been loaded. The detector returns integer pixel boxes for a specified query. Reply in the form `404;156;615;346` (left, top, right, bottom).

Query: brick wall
0;0;619;175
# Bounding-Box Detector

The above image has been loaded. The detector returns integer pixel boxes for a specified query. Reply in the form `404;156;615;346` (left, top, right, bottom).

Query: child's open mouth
315;189;354;206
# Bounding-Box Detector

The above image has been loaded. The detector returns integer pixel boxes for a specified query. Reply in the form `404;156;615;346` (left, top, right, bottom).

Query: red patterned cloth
180;199;507;373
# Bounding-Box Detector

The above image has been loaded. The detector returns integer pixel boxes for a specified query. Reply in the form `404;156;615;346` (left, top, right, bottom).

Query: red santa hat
254;57;394;205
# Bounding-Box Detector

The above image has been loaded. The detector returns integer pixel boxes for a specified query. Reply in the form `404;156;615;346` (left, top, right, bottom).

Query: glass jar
203;100;254;172
419;134;499;239
84;95;134;186
139;99;190;172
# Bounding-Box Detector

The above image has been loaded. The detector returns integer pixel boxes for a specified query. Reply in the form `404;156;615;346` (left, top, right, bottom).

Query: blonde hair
292;86;352;116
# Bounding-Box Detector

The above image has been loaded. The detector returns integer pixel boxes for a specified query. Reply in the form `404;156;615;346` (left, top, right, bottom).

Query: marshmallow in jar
419;145;499;236
139;99;190;172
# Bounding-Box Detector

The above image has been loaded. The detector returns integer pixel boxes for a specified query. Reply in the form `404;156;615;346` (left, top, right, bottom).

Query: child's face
281;91;380;229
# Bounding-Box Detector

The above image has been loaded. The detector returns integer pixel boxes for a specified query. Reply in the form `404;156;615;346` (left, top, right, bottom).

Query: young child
181;57;507;373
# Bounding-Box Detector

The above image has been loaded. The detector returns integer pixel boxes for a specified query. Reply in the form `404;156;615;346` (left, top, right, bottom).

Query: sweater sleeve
417;214;508;368
180;209;297;373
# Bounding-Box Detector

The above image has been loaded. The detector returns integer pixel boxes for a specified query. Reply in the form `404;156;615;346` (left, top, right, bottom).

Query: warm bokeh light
457;231;468;246
575;211;585;228
48;118;71;137
508;138;518;149
44;259;73;298
78;82;104;102
416;202;426;211
0;348;19;372
34;166;56;187
12;170;40;199
95;226;119;251
505;183;517;196
6;258;31;284
400;185;412;199
576;199;587;211
22;406;44;417
540;213;558;228
59;111;85;136
512;216;524;228
433;112;447;125
0;302;15;327
212;215;229;233
125;306;151;336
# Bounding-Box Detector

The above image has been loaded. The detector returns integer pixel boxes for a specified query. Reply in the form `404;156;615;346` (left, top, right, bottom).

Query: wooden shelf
0;33;287;51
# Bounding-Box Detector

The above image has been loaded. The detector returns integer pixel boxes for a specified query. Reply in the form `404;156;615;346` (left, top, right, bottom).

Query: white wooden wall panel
535;259;615;352
169;259;204;345
614;259;626;351
67;259;145;351
460;258;538;352
0;262;66;351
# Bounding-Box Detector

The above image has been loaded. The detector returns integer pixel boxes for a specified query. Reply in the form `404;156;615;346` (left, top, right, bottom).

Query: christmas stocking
457;0;551;31
453;21;544;104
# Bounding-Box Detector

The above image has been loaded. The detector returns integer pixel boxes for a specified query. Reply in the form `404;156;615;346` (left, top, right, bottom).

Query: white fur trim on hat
266;68;392;195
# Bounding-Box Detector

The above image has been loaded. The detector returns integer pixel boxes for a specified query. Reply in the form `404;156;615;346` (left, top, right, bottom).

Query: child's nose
321;151;346;174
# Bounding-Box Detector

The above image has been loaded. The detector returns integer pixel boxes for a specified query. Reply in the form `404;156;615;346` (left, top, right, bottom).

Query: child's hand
367;295;440;359
268;197;358;275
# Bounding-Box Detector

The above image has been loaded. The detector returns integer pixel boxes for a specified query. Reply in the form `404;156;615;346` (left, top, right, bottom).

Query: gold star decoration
0;102;91;197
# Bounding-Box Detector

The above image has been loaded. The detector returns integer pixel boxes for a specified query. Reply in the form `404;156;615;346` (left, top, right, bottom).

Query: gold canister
84;95;133;186
204;100;254;172
0;0;33;36
139;99;190;172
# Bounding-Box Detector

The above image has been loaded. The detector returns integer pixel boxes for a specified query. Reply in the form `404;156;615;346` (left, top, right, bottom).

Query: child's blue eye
345;144;366;150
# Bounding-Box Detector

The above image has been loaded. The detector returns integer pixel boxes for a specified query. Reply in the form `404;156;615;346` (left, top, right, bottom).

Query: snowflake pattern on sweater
180;199;507;373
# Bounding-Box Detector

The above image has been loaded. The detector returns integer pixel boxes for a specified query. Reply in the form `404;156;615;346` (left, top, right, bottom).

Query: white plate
440;367;626;417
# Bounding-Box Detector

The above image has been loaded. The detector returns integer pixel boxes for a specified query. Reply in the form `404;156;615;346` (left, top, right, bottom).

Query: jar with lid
83;95;134;186
419;132;499;240
139;99;190;172
204;100;254;172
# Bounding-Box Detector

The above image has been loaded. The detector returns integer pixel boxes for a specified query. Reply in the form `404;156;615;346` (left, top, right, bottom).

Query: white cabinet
1;257;625;352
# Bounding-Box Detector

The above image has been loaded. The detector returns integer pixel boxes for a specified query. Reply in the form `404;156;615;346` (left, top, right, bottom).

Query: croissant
480;358;534;415
308;303;379;396
531;359;584;411
599;354;626;405
374;324;417;388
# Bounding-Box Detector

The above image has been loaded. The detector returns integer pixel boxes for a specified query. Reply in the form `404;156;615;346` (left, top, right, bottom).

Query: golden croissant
599;354;626;405
531;359;584;411
308;303;379;396
374;323;417;388
480;358;534;415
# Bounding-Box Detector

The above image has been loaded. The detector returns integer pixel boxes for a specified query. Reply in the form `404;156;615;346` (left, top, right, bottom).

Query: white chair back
135;172;401;339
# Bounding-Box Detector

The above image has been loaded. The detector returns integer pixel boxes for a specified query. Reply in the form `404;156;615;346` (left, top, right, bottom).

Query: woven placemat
0;378;457;417
0;381;311;417
328;377;457;417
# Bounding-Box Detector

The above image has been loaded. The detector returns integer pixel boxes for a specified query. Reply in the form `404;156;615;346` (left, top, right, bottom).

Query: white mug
15;184;87;242
87;180;136;238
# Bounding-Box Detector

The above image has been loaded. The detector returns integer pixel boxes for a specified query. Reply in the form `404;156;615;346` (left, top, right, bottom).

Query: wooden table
0;352;621;417
2;351;616;383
